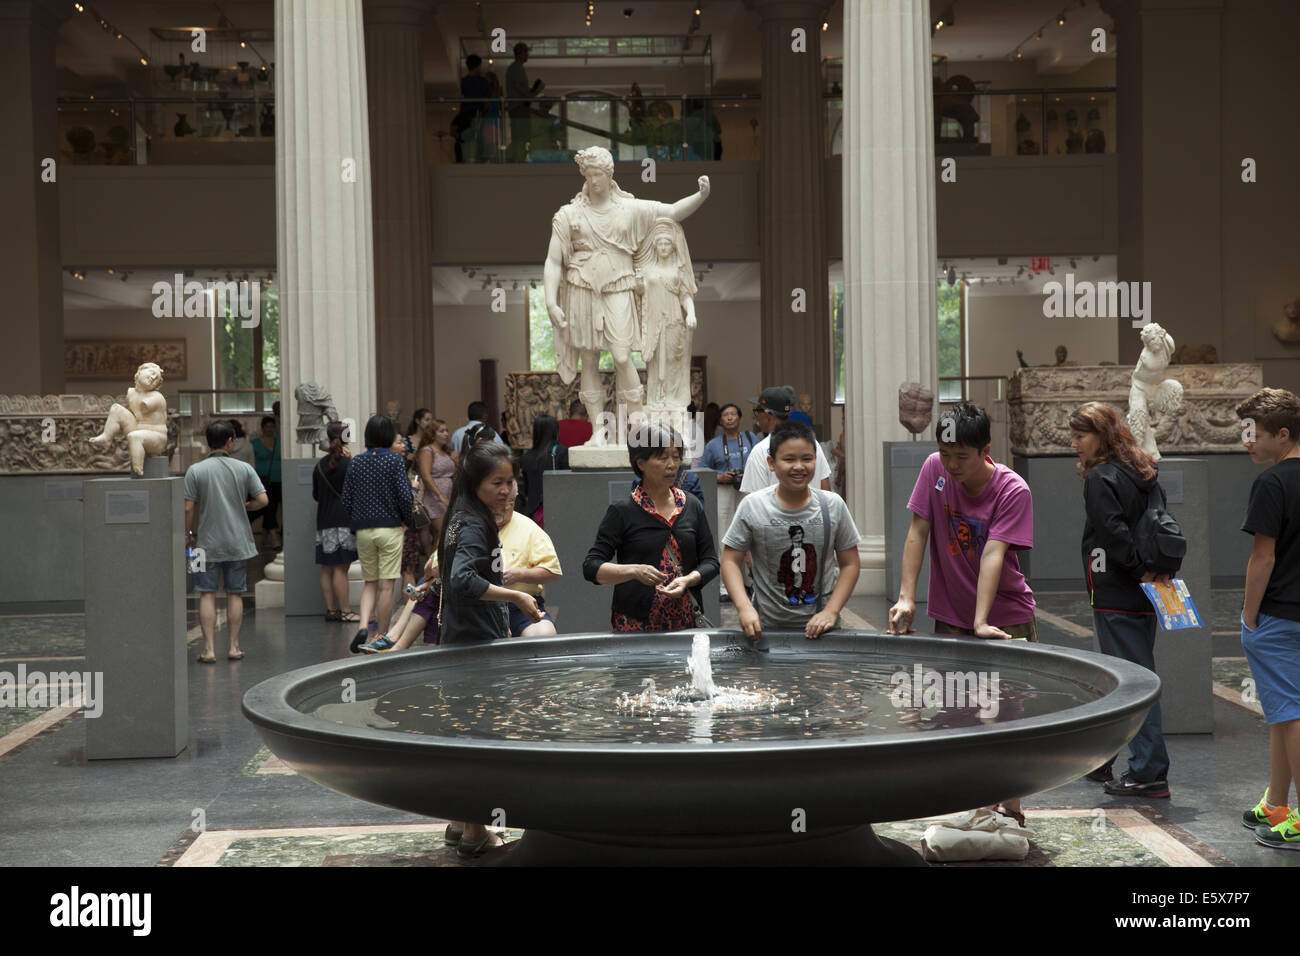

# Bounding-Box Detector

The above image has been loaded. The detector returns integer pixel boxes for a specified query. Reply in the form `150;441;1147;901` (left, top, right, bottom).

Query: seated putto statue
88;362;169;475
1127;323;1183;462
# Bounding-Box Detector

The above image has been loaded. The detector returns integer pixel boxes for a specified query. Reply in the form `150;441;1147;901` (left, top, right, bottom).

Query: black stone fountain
243;630;1159;865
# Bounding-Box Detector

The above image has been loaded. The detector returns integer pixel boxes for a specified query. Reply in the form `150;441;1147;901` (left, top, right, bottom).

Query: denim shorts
508;594;552;637
193;559;248;594
1242;611;1300;724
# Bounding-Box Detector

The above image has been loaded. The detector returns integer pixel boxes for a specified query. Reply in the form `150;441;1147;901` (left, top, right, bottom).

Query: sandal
324;610;342;622
994;805;1027;828
228;650;245;661
457;831;504;859
339;611;361;623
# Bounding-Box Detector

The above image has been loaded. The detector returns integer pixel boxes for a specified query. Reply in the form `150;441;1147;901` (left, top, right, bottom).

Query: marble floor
0;589;1293;868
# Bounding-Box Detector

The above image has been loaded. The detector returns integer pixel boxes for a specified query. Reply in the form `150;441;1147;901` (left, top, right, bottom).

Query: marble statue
635;217;697;433
88;362;169;475
544;145;710;447
898;381;935;435
1127;323;1184;461
294;381;339;451
1274;296;1300;344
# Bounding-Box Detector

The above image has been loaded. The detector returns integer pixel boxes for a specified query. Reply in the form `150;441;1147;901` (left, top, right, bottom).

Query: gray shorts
193;559;248;593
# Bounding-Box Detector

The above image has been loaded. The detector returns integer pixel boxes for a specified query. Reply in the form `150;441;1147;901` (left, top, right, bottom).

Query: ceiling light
1015;49;1023;59
107;267;115;275
74;2;84;11
1058;13;1066;25
822;21;829;31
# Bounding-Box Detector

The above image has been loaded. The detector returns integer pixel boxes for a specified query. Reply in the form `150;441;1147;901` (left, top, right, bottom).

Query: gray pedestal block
83;477;188;759
544;468;720;634
883;441;937;611
1146;458;1213;734
282;457;325;616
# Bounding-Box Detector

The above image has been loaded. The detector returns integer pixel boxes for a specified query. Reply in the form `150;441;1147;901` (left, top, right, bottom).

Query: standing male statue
544;146;709;446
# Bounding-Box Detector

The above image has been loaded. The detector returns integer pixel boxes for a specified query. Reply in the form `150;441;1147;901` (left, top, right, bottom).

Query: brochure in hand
1139;578;1202;630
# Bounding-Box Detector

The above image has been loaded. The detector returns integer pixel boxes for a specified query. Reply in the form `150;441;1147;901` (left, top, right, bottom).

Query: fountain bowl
243;630;1159;865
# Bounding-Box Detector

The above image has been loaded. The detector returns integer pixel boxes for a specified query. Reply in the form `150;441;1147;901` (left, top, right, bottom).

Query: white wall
965;292;1119;380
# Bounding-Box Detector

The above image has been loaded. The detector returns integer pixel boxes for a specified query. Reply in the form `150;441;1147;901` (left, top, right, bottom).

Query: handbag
410;474;431;530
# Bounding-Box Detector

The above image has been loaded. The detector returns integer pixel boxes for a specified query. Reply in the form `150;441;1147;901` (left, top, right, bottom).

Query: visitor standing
887;402;1037;824
701;403;756;534
436;443;542;857
313;421;360;624
505;42;544;162
520;414;568;527
454;54;491;163
395;429;427;594
1235;387;1300;850
341;414;413;654
227;419;255;468
184;420;268;663
1067;402;1172;798
450;401;505;454
406;408;434;460
250;415;282;549
721;421;860;640
416;418;457;543
739;387;832;495
584;423;719;632
558;397;593;448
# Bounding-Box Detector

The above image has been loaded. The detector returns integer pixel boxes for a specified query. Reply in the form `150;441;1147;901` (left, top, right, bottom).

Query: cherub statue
89;362;169;475
1127;323;1183;461
635;216;698;431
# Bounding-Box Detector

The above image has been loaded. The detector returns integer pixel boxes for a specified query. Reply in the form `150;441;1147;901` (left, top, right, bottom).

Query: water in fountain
619;633;785;717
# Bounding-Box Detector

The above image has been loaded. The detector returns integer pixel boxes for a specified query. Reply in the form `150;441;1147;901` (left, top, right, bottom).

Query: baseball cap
749;386;796;417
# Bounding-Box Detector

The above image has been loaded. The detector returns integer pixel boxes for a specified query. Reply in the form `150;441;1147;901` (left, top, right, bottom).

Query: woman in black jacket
584;423;719;631
434;442;541;858
1069;401;1172;798
312;421;360;623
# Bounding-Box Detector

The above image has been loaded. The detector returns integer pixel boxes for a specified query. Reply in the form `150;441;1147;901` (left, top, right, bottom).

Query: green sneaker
1242;789;1291;829
1255;809;1300;851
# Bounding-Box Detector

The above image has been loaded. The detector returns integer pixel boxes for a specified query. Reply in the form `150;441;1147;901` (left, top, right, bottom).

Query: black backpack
1122;471;1187;575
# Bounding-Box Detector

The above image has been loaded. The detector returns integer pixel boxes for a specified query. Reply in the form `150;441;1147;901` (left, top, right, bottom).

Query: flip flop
228;650;245;660
197;654;216;664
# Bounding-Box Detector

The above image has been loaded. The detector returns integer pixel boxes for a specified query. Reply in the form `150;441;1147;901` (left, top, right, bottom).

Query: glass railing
427;93;758;164
58;96;275;165
176;388;281;474
827;87;1117;158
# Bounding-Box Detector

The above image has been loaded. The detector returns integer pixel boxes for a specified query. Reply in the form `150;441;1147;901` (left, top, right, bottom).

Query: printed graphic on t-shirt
775;525;819;606
945;505;989;559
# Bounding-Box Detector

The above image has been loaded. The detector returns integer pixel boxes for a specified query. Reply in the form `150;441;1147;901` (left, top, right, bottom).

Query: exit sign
1031;256;1052;273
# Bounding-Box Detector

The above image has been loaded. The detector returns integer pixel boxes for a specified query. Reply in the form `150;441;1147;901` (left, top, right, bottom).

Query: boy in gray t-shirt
721;422;861;640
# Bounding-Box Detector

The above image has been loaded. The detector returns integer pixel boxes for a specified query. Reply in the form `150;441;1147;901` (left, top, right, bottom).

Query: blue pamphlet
1139;578;1202;630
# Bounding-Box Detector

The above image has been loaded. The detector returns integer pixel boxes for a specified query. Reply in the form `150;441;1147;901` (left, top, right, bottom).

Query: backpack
1123;471;1186;575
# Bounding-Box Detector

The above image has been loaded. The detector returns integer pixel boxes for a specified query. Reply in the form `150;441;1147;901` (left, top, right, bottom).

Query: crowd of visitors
182;378;1300;854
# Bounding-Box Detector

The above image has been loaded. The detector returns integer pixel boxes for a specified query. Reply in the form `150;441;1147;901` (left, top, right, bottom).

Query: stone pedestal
282;457;325;616
882;441;937;609
543;469;719;634
140;456;169;479
568;445;633;471
1147;458;1213;735
82;477;187;759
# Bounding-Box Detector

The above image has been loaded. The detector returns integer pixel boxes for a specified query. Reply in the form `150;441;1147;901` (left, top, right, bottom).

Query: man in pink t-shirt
888;403;1038;641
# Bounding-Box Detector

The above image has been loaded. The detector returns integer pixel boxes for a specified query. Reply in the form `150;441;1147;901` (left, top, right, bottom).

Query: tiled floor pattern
157;808;1219;867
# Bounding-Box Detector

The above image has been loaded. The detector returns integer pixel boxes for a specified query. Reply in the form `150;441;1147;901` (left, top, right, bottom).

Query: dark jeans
252;480;282;533
1093;610;1170;781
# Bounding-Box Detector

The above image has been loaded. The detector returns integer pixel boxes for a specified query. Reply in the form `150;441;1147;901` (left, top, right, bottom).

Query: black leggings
252;480;282;532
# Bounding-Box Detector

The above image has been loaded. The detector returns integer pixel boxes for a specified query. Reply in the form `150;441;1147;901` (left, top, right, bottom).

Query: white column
276;0;376;450
843;0;939;593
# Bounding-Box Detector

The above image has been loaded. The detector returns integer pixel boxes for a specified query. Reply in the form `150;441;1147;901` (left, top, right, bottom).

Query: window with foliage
831;281;845;402
527;286;642;372
937;280;964;401
214;282;279;413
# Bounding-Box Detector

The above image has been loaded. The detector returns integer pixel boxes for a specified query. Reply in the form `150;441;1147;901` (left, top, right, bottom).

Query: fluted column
364;0;434;417
276;0;376;449
749;0;832;431
0;0;64;393
843;0;938;589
